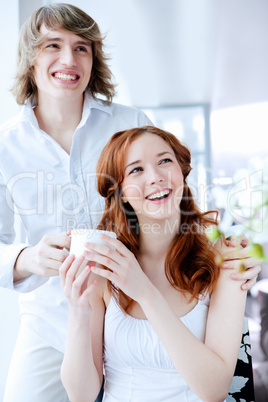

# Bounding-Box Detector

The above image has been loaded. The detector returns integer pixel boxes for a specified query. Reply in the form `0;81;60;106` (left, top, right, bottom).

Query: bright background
0;0;268;399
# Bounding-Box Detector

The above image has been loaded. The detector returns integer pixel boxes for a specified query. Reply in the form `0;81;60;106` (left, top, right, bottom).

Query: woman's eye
160;158;172;164
130;167;142;174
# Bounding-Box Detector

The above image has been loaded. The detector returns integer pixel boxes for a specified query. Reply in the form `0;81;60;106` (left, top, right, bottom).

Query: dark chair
227;318;255;401
94;376;104;402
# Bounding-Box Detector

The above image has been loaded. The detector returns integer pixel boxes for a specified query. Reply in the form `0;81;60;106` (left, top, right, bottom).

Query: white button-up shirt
0;91;151;351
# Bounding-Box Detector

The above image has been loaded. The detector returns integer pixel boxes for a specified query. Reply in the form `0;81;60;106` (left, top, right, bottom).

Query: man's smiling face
33;24;93;104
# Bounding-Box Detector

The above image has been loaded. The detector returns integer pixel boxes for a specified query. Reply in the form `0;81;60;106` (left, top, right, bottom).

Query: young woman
60;126;251;402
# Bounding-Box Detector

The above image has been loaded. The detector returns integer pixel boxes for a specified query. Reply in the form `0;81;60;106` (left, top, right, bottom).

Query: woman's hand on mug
83;234;152;303
59;254;97;317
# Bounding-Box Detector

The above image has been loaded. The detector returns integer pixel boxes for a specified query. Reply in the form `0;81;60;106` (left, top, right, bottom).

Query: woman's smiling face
121;133;184;223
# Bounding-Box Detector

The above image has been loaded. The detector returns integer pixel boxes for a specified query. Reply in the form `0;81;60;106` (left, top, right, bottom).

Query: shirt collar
22;91;113;130
21;98;40;130
83;90;113;117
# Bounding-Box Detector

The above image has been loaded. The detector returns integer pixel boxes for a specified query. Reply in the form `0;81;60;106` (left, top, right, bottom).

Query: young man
0;4;152;402
0;3;261;402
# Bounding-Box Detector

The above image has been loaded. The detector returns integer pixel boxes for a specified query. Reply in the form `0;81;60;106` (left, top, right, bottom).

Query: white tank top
103;294;210;401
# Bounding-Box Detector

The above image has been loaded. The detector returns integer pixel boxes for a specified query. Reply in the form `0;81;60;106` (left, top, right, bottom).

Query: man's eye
47;44;59;49
76;46;87;52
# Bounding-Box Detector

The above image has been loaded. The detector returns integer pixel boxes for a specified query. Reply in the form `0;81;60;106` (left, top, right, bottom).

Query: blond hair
12;3;116;104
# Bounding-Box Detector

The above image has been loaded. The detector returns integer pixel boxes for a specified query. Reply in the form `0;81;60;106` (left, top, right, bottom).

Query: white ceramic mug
69;228;116;259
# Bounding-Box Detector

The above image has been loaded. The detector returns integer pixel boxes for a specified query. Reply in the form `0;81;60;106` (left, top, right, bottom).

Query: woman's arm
59;255;105;402
86;235;247;402
139;270;246;402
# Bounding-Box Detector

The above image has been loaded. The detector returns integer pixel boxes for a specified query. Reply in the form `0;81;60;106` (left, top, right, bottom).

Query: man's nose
60;48;76;66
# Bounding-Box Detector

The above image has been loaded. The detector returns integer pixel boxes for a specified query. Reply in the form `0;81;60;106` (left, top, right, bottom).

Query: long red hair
96;126;220;311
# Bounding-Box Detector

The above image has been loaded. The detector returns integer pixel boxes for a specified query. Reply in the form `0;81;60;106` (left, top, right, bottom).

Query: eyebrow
43;37;91;47
124;151;173;171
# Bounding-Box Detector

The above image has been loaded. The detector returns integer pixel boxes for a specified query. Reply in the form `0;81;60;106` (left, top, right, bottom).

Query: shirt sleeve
0;171;47;292
137;109;154;127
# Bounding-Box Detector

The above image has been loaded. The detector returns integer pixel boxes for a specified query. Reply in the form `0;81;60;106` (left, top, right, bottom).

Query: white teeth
54;73;77;81
147;189;170;200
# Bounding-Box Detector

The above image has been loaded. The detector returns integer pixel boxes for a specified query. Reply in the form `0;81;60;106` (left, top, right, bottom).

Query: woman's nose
146;167;165;185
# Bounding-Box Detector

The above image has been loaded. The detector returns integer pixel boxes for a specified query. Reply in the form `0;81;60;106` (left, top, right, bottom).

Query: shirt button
73;174;77;180
81;208;85;213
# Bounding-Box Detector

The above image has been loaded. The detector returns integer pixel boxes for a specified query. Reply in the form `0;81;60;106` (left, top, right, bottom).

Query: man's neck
34;94;84;153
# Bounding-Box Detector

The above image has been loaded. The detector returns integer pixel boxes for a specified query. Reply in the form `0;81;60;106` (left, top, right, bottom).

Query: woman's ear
120;185;128;204
121;193;127;204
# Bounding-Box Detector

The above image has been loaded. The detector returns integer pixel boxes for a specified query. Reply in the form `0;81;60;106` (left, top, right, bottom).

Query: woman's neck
137;217;180;271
